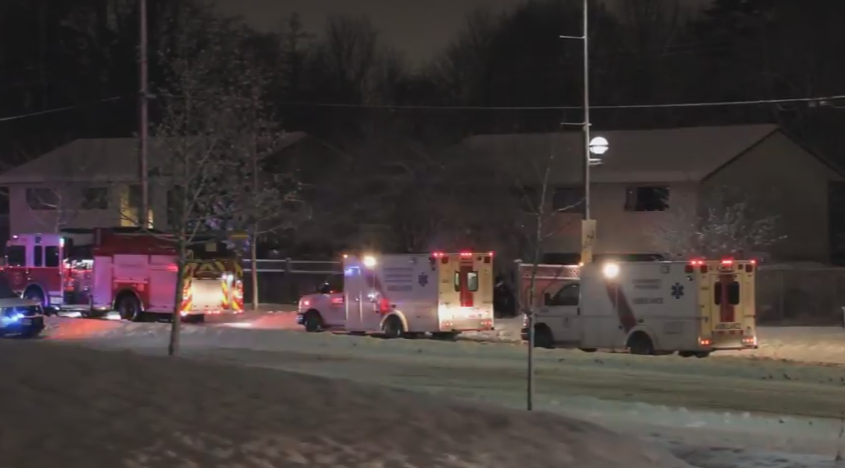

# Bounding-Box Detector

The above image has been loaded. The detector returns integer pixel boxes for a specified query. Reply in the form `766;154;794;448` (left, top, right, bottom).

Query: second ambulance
520;258;758;357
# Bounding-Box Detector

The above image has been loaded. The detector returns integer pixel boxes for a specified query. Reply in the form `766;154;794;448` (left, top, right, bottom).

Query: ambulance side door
541;282;581;344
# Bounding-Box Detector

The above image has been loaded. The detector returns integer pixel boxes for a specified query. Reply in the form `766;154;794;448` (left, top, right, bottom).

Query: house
464;124;845;263
0;132;308;236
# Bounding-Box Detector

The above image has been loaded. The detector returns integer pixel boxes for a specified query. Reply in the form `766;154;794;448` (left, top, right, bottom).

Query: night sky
214;0;707;63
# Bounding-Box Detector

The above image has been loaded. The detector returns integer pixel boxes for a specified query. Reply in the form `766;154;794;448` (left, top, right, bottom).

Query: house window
128;184;142;210
26;188;58;210
81;187;109;210
625;186;669;211
552;187;583;212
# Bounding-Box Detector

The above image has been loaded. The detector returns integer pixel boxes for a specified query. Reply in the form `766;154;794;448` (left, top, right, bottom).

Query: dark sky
214;0;706;64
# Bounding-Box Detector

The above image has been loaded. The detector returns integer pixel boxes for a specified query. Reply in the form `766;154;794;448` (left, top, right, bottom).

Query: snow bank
0;340;690;468
715;327;845;365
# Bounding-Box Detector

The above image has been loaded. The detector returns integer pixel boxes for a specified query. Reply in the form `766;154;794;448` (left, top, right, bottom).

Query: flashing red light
431;252;444;258
459;251;473;257
689;259;703;266
489;251;494;256
721;259;733;266
750;259;757;265
302;299;310;307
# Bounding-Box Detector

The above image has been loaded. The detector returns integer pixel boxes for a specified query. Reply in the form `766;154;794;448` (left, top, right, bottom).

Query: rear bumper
440;318;494;332
180;309;244;316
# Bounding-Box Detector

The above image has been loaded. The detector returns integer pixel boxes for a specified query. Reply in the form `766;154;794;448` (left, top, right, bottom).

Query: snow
38;318;845;467
0;339;691;468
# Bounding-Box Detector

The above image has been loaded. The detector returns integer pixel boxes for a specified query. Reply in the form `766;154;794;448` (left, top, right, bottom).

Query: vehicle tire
116;294;143;322
628;332;654;356
678;351;694;358
382;315;404;339
431;332;459;341
303;310;324;333
23;287;46;308
694;351;710;358
533;325;555;349
579;348;598;353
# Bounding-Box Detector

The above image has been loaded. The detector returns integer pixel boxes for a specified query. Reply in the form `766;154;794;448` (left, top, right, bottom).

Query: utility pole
138;0;150;229
562;0;596;266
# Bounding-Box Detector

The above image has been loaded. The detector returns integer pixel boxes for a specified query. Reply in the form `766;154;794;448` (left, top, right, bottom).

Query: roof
463;124;783;183
0;132;308;185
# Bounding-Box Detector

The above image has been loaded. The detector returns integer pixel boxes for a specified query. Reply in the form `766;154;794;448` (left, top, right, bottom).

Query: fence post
284;258;293;303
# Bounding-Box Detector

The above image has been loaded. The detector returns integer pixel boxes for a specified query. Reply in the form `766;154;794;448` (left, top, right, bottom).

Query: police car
0;298;46;338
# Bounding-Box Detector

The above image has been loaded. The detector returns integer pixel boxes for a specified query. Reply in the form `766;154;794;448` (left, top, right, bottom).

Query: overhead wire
0;95;127;123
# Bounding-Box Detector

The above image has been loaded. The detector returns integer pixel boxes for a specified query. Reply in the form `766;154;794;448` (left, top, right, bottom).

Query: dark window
128;184;142;210
467;271;479;292
33;245;43;267
727;282;740;305
553;187;583;212
81;187;109;210
26;188;58;210
545;283;580;306
45;246;60;267
625;186;669;211
714;282;722;305
6;246;25;266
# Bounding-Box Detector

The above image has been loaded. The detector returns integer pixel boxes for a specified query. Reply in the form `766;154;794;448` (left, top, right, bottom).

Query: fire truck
518;259;758;357
3;228;244;321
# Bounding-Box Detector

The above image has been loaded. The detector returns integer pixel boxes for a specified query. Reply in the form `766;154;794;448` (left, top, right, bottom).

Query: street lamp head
589;136;609;155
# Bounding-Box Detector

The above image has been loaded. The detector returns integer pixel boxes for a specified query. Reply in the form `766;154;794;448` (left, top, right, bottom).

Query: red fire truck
3;228;244;321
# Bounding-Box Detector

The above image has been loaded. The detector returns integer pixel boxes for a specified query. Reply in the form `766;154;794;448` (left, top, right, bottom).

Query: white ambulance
519;259;758;357
297;252;495;338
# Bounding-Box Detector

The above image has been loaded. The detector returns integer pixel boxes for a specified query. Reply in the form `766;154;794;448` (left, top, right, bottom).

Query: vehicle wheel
579;348;598;353
678;351;694;358
23;287;46;308
303;310;324;333
382;315;404;339
431;332;459;341
694;351;710;358
117;294;143;322
533;325;555;349
628;332;654;356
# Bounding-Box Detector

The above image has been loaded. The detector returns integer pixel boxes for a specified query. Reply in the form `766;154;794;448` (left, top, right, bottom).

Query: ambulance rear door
703;259;757;349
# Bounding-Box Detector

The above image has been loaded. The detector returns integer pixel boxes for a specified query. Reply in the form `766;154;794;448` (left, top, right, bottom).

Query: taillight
331;297;344;305
698;337;712;347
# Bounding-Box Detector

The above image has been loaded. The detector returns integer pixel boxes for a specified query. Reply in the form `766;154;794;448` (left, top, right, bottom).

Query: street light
588;135;608;166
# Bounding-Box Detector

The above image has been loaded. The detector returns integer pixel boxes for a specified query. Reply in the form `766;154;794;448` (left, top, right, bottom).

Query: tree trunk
169;241;186;356
250;226;259;311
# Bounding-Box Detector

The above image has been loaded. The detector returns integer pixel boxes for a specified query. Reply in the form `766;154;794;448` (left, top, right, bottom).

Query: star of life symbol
671;283;684;299
418;273;428;287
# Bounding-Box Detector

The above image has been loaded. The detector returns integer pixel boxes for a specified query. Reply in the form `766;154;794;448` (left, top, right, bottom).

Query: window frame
81;187;109;210
26;188;58;211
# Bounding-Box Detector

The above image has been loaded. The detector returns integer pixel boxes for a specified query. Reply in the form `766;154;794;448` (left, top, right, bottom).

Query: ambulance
297;252;495;338
519;259;758;357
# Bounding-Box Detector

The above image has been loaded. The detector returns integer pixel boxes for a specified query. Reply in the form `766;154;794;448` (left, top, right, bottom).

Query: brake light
331;297;344;305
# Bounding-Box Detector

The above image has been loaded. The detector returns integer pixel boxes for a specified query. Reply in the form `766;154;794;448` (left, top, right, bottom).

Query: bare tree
139;13;247;356
221;60;302;310
648;187;787;260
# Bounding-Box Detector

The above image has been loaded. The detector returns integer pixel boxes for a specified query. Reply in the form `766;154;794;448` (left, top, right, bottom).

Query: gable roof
463;124;786;183
0;132;308;185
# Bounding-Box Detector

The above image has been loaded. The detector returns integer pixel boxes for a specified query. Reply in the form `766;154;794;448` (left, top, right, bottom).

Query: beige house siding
7;183;168;234
542;182;699;254
703;132;843;262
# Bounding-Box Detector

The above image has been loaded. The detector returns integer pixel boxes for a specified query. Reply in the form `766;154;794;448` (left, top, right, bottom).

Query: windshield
187;241;236;260
317;277;343;294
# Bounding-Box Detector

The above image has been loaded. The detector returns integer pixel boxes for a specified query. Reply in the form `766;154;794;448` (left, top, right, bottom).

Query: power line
276;94;845;111
0;95;126;123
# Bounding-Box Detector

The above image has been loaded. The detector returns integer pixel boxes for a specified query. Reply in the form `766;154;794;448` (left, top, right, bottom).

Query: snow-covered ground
0;339;695;468
37;318;845;467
